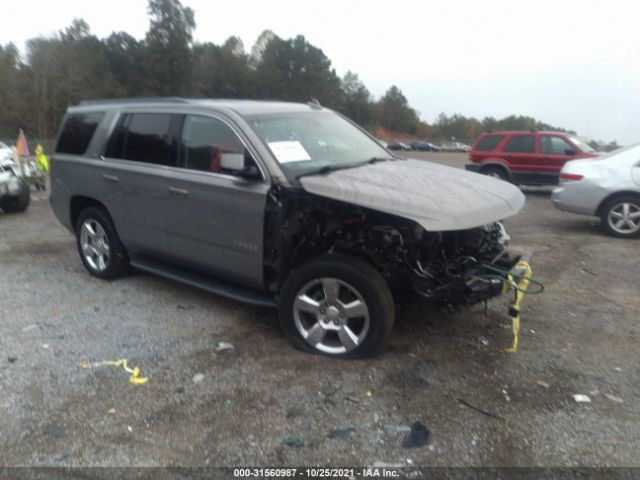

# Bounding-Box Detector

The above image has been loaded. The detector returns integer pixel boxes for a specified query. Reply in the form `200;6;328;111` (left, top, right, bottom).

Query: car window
540;135;574;155
107;113;177;166
179;115;250;174
56;112;105;155
475;135;504;151
503;135;535;153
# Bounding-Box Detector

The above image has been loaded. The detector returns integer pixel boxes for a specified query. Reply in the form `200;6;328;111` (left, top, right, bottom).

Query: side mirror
564;148;577;156
220;151;261;180
220;153;245;170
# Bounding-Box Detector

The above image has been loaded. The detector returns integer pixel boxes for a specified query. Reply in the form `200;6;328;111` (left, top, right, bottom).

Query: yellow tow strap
80;359;149;385
501;259;532;353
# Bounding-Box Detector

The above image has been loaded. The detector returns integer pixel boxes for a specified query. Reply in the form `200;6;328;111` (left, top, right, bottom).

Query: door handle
168;186;189;197
102;174;119;183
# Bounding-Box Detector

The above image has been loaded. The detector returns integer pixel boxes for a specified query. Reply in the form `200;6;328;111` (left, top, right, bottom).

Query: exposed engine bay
265;186;519;307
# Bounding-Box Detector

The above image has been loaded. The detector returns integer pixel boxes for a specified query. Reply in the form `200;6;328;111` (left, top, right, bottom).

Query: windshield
570;137;596;153
246;112;391;178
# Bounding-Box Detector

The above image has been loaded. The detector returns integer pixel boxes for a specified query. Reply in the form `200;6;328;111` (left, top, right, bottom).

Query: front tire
279;255;395;359
600;195;640;238
75;207;130;279
0;179;30;213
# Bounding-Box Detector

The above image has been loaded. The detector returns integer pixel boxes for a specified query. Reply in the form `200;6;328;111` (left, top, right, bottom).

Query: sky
2;0;639;144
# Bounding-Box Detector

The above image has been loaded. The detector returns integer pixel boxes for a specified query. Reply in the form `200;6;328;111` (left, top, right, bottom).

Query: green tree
141;0;195;95
378;85;419;134
255;35;342;108
192;36;253;98
104;32;144;96
341;71;373;127
24;20;119;137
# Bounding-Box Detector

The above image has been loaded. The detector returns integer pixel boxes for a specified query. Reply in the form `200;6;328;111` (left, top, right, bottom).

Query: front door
539;134;577;174
164;114;270;290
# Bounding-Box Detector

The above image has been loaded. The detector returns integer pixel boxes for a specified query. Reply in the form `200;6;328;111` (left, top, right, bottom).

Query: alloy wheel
293;277;370;355
80;218;110;271
607;202;640;235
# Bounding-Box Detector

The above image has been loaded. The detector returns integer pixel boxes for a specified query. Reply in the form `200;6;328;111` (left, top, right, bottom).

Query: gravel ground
1;153;639;469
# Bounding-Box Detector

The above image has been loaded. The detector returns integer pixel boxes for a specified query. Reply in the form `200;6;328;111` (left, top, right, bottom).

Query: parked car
466;131;599;185
376;138;388;148
552;143;640;238
409;141;439;152
387;141;412;151
440;141;471;153
50;98;526;358
0;156;31;213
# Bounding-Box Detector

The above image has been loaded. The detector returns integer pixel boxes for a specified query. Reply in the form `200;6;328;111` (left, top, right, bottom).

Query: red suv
466;131;599;185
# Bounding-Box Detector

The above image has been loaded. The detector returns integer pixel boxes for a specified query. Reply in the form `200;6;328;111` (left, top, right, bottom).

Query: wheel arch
596;190;640;217
70;196;109;230
478;160;512;179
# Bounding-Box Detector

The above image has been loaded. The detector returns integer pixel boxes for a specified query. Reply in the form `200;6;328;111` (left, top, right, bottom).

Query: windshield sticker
268;141;311;163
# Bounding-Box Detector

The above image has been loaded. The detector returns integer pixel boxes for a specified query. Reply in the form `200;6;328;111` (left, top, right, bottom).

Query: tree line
0;0;618;150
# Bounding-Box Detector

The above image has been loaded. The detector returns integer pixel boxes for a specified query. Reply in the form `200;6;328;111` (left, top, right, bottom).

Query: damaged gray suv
51;99;525;358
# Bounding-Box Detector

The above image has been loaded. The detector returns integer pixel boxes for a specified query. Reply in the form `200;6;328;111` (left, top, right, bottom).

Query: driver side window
179;115;254;175
541;135;574;155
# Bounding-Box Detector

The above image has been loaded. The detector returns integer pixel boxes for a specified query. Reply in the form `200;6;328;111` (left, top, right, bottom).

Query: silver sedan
552;143;640;238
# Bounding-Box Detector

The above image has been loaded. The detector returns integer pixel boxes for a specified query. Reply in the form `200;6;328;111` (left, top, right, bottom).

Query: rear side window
475;135;504;151
504;135;535;153
56;112;104;155
107;113;177;166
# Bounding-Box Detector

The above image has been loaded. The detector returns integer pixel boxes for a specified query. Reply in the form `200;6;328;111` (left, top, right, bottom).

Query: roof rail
307;98;322;109
79;97;189;105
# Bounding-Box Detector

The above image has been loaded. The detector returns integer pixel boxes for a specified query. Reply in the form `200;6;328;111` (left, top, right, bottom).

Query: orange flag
16;129;29;157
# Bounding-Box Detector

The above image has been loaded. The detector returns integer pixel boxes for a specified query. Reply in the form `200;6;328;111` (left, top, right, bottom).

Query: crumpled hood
300;159;525;231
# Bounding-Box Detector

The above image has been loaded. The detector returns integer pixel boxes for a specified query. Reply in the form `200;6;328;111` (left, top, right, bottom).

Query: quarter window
475;135;504;151
179;115;248;174
503;135;535;153
56;112;104;155
540;136;574;155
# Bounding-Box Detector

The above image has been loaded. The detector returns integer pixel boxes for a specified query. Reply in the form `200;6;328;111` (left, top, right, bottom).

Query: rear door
102;112;181;256
163;114;270;290
539;134;579;173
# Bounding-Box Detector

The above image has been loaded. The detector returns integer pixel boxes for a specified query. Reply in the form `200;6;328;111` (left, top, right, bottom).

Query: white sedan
552;143;640;238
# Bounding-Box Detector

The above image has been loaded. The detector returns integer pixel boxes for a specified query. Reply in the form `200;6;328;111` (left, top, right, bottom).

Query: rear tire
600;195;640;238
0;179;30;213
75;207;130;279
279;254;395;359
481;166;509;181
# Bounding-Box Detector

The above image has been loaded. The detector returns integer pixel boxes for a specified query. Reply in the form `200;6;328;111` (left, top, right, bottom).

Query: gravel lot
1;153;639;469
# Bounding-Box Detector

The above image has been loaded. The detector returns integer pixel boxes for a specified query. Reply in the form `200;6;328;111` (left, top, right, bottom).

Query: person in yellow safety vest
34;144;49;191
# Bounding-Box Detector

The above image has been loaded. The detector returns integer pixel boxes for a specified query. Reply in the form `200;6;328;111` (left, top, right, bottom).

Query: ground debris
192;373;205;384
536;380;550;389
327;425;356;440
402;422;430;448
573;394;591;403
281;434;304;448
214;342;234;352
458;398;505;421
604;393;624;404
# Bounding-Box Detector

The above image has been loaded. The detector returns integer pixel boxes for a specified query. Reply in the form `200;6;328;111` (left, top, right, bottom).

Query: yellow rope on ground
80;358;149;384
502;259;532;353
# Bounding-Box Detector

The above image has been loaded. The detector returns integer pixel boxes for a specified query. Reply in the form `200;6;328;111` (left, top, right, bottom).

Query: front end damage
264;186;527;310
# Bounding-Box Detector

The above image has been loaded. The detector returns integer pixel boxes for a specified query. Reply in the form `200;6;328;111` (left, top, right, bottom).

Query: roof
482;130;573;135
72;98;326;116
